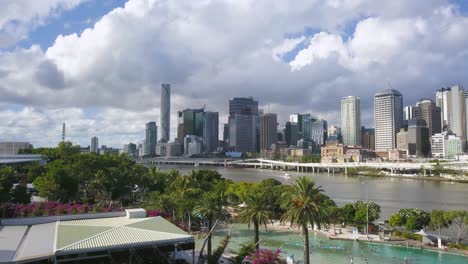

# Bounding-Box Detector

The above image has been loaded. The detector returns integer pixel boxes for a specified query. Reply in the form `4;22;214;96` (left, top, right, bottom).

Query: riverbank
348;171;468;183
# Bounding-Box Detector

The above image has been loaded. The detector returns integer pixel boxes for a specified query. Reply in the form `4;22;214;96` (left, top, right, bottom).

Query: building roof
375;89;402;97
0;213;193;263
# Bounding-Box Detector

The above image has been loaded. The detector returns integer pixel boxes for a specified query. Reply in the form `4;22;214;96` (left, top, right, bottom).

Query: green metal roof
55;216;193;255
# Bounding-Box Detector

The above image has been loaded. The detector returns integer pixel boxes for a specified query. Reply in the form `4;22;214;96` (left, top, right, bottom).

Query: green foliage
209;234;231;264
393;230;423;241
300;155;321;163
429;209;451;236
445;210;468;245
280;176;331;264
342;203;356;225
389;208;430;232
0;167;16;202
236;190;274;249
353;201;381;225
11;185;31;204
230;242;255;264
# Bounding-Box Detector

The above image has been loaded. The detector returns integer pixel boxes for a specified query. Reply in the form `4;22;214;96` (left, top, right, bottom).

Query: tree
280;176;330;264
329;206;344;234
446;210;468;245
342;203;356;225
0;167;15;203
236;190;273;250
353;201;381;229
11;185;30;204
194;192;228;263
389;209;430;232
429;210;451;237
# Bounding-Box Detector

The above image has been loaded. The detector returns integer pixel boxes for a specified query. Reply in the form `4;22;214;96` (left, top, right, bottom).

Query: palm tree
281;176;330;264
236;190;273;250
194;192;228;263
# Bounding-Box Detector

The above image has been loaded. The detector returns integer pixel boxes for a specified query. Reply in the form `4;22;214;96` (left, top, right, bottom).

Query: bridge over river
136;157;468;176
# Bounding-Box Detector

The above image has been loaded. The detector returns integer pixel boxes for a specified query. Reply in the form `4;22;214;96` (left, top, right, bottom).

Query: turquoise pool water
196;224;467;264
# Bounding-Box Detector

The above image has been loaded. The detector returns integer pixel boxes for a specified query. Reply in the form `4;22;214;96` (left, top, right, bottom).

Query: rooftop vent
125;208;147;219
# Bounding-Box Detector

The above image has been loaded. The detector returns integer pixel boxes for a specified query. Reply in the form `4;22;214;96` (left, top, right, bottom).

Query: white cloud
1;0;468;147
0;0;85;48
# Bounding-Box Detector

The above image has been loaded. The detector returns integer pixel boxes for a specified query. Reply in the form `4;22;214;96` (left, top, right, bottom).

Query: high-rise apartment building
341;96;361;146
436;85;466;141
260;113;277;150
414;99;442;136
160;83;171;143
145;122;157;156
374;88;403;151
203;111;219;153
91;137;99;153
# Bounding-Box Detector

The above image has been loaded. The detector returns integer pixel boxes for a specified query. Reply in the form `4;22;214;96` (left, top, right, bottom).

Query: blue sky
16;0;127;50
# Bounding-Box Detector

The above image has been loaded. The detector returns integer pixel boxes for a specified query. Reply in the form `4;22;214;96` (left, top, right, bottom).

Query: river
156;165;468;220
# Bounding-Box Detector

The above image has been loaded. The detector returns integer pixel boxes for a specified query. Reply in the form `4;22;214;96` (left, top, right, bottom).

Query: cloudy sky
1;0;468;148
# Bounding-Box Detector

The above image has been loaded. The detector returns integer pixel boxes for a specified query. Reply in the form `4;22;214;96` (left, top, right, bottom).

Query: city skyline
1;0;468;147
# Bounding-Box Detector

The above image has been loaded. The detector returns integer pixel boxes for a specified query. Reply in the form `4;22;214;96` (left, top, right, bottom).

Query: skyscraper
203;111;219;153
284;122;298;147
91;137;99;153
341;96;361;146
436;85;466;141
414;99;442;136
145;122;157;156
260;113;278;150
160;83;171;143
177;109;205;145
407;119;430;157
228;97;259;152
310;119;327;153
374;87;403;151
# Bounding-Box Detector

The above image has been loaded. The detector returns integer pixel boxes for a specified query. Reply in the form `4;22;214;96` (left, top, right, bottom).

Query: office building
184;135;203;156
284;122;298;147
374;88;403;151
341;96;361;146
145;122;158;156
415;99;442;136
156;142;182;157
228;97;259;152
90;137;99;153
123;143;137;158
177;109;205;147
229;114;257;152
407;119;430;157
160;83;171;143
328;125;341;137
431;131;463;159
260;113;278;150
291;113;312;140
203;112;219;153
310;119;328;153
223;123;229;150
0;142;33;155
361;127;375;150
396;128;408;152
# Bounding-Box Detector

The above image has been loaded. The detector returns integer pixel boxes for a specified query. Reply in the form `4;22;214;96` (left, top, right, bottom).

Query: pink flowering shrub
246;249;286;264
147;209;169;218
0;202;124;218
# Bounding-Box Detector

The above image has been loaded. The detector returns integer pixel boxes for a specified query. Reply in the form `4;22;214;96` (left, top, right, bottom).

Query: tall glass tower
160;83;171;143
